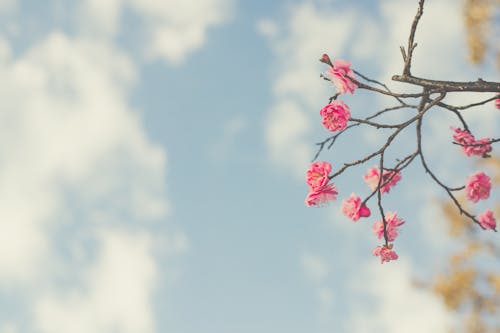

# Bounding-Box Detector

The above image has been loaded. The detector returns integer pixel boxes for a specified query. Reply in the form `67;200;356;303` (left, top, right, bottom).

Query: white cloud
0;30;178;329
80;0;234;65
266;100;311;177
0;0;16;13
130;0;233;65
349;261;452;333
80;0;123;37
260;1;360;178
34;228;157;333
256;19;279;39
381;0;464;79
0;322;19;333
265;2;357;107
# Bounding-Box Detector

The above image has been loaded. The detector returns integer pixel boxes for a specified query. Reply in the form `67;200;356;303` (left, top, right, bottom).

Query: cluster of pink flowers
327;59;358;94
306;161;331;189
372;244;398;264
320;101;350;132
449;96;500;230
450;125;498;229
373;212;405;242
363;167;401;194
306;55;499;265
465;171;491;203
305;160;405;262
305;161;338;207
318;55;357;132
308;53;406;263
451;120;497;230
477;210;497;230
341;193;371;222
451;127;492;157
463;171;497;230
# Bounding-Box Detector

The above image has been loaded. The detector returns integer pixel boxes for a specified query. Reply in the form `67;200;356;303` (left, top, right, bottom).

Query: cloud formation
35;228;158;333
259;2;360;178
0;31;175;330
349;261;452;333
81;0;234;65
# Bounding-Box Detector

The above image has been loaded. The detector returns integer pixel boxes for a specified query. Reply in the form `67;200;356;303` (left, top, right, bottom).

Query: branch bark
392;75;500;92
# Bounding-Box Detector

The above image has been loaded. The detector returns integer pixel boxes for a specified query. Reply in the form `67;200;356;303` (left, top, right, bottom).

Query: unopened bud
359;205;371;218
320;53;332;66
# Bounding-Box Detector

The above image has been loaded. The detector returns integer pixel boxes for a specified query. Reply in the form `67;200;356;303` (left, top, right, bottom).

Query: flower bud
319;53;332;66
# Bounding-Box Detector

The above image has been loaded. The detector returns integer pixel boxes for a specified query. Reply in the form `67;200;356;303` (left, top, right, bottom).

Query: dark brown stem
377;153;389;246
439;95;499;111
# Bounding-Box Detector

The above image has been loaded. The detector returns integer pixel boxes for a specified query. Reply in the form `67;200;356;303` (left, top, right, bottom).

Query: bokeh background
0;0;498;332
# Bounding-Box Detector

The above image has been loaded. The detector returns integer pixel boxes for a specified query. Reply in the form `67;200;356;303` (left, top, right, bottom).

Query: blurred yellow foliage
434;268;477;309
420;4;500;332
431;156;500;332
464;0;500;69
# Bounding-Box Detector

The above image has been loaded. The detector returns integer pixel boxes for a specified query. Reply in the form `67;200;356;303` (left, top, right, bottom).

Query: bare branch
392;75;500;92
403;0;425;75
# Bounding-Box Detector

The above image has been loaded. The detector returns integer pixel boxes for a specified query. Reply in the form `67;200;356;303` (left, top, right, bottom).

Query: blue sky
0;0;498;332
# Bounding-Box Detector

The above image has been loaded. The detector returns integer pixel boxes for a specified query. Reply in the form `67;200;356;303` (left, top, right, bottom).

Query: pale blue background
0;0;497;332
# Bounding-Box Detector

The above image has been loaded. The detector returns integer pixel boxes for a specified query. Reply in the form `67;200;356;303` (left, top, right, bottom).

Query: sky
0;0;498;332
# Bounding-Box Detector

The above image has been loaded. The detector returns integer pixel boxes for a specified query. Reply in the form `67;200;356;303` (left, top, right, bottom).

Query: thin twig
350;117;402;129
377;153;389;245
453;138;500;147
436;103;469;131
439;95;499;111
403;0;425;75
416;113;484;229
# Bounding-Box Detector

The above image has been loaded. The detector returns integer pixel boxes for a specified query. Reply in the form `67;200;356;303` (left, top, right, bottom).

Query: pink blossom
451;127;492;157
373;211;405;242
327;59;357;94
477;209;497;230
363;167;401;194
341;193;371;222
306;161;332;190
465;137;493;157
495;98;500;109
305;183;338;207
363;167;380;191
320;100;351;132
465;171;491;203
452;127;474;144
372;244;398;264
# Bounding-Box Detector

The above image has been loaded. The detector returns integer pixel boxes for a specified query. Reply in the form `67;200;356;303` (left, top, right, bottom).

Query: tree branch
392;75;500;92
403;0;425;75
